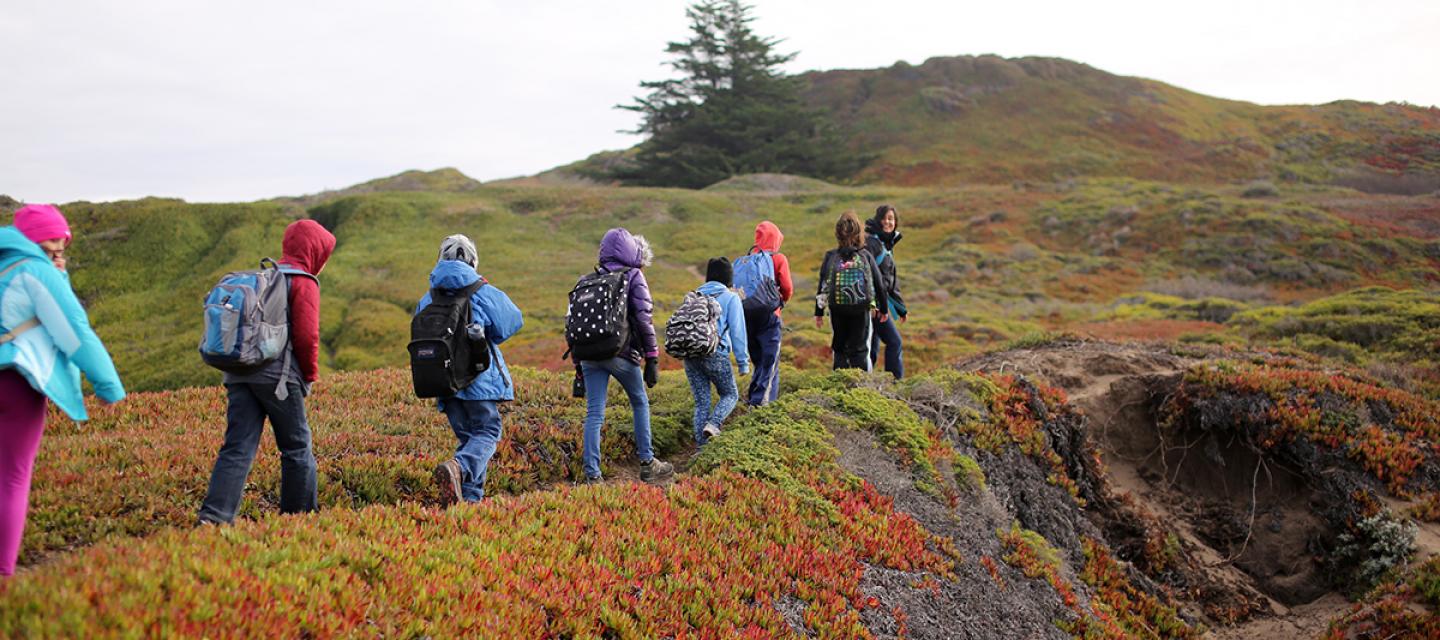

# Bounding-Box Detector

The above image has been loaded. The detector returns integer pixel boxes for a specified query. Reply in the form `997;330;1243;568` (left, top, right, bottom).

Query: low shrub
1241;180;1280;198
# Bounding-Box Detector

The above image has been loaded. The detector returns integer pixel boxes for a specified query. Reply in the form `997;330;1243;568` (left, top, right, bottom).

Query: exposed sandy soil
961;340;1364;637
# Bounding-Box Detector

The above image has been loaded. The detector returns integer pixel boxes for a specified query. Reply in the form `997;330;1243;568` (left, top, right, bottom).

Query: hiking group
0;203;907;575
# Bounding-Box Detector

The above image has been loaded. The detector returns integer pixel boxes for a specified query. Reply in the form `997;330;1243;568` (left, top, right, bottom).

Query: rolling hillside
558;55;1440;193
49;171;1440;395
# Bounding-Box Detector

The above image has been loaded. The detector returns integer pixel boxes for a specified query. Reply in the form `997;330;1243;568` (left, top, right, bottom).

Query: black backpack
408;281;491;398
565;267;632;361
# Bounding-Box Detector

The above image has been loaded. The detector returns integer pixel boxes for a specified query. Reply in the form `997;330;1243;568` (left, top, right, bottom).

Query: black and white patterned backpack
564;267;632;361
664;290;722;359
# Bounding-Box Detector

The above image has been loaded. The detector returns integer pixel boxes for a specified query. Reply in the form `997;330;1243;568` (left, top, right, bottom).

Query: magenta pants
0;368;46;576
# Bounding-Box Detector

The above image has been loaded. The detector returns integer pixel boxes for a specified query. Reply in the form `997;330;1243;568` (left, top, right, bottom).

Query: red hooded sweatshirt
751;221;792;317
278;220;335;383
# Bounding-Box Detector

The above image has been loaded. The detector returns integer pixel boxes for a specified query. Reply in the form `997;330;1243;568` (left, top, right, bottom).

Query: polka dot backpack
564;266;633;361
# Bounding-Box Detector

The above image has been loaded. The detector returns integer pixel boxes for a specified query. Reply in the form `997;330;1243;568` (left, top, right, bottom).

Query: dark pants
442;399;504;502
869;315;903;379
745;312;782;406
198;383;317;524
830;307;873;371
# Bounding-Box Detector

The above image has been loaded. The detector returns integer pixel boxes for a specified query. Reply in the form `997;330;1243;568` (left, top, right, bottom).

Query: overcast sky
4;0;1437;203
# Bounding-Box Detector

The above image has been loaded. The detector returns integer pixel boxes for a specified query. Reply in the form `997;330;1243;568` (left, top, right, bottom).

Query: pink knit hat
13;204;71;245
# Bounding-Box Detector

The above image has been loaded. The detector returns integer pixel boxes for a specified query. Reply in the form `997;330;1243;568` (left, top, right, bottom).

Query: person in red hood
198;219;336;525
742;221;792;405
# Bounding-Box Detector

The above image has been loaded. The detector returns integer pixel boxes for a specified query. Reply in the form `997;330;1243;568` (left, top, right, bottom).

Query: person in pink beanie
1;204;124;577
13;204;71;271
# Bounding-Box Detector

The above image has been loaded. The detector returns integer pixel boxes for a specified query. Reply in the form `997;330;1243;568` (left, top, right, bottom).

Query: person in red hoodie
741;221;792;405
198;219;336;524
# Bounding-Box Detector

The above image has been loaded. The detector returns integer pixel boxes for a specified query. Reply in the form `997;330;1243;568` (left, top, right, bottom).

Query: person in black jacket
814;211;888;370
865;205;906;379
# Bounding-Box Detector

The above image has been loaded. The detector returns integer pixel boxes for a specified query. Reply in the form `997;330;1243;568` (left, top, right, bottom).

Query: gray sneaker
701;424;721;441
639;458;674;484
434;459;464;505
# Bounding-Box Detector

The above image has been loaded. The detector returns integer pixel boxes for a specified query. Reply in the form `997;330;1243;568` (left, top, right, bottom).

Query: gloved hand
644;357;659;388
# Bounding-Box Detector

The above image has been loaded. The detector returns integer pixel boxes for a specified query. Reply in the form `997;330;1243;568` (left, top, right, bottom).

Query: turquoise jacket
696;281;750;371
416;260;524;405
0;227;125;420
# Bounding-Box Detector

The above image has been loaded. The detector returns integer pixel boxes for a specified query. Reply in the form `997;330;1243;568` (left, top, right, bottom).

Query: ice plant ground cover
0;367;960;637
17;366;696;566
0;475;950;638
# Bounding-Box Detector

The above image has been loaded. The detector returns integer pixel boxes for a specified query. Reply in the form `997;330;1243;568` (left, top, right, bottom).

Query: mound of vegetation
3;363;1208;638
799;55;1440;189
1228;287;1440;390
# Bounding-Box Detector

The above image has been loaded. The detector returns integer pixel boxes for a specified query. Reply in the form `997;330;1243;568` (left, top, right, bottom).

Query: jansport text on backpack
825;253;874;310
199;258;316;373
732;249;782;316
408;280;491;398
664;290;722;359
565;267;632;361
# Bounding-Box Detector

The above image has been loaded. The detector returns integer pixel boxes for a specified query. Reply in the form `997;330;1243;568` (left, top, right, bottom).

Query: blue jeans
684;352;738;444
581;357;654;480
442;399;504;502
199;383;317;524
746;313;782;406
869;314;903;379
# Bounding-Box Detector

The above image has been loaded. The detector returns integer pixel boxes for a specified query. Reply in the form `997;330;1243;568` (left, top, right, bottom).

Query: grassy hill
560;55;1440;193
49;171;1440;395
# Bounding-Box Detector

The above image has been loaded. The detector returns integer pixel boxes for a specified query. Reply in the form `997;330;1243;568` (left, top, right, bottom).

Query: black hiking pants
829;307;873;371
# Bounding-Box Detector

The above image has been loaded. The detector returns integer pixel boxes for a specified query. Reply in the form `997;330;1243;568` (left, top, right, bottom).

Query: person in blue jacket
686;257;751;444
1;205;125;577
417;235;524;504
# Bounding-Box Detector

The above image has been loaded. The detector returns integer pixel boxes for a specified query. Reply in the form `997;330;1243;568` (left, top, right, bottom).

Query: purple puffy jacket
596;228;658;364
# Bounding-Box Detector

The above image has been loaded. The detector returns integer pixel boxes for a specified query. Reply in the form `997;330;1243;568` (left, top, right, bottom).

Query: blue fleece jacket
416;260;523;404
697;281;750;370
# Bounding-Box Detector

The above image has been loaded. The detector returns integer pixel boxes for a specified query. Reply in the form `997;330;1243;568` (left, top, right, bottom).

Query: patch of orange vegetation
1314;195;1440;240
1068;319;1226;342
1045;267;1144;302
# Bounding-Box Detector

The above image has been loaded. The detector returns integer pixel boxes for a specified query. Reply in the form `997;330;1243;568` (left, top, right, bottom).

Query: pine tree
618;0;863;188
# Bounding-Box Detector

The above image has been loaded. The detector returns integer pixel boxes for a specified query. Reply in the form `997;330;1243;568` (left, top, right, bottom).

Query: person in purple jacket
577;228;674;485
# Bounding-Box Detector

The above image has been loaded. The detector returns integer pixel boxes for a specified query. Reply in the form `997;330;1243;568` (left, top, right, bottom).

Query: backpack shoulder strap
274;262;319;285
0;256;39;280
432;279;484;300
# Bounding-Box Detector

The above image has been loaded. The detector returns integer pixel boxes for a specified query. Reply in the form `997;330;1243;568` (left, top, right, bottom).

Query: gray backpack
198;258;316;373
663;290;722;359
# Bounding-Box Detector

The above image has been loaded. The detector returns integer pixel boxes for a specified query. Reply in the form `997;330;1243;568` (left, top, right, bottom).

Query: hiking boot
580;475;604;486
701;424;721;441
639;458;674;484
434;459;464;505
